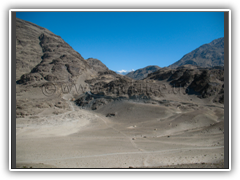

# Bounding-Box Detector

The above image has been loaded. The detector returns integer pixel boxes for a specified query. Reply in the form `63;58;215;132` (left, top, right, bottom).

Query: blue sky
16;11;224;73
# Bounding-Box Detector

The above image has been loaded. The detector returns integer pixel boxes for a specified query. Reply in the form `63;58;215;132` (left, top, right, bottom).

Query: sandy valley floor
16;98;224;169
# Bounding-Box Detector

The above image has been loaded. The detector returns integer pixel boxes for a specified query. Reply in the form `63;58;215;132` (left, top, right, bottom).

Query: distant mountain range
116;69;135;75
123;37;224;80
125;66;161;80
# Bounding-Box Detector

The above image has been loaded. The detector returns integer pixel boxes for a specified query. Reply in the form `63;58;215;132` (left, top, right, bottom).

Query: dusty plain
16;88;224;169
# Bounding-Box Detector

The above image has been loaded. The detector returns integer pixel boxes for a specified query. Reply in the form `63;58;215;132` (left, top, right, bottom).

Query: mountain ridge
123;37;224;79
168;37;224;69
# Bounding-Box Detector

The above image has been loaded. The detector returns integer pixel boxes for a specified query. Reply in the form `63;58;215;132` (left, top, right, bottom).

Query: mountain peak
86;58;109;72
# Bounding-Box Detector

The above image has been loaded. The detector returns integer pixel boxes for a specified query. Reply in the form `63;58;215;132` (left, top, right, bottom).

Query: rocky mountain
16;18;97;86
168;38;224;69
15;18;135;117
125;65;161;80
16;18;98;117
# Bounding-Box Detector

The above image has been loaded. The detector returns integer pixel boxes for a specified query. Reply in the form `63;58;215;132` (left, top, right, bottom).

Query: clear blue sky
16;11;224;72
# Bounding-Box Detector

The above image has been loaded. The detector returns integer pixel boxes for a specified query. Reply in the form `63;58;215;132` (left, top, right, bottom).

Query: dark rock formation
146;66;224;103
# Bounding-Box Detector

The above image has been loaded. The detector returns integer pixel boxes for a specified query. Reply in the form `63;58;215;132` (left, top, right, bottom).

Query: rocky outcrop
145;66;224;103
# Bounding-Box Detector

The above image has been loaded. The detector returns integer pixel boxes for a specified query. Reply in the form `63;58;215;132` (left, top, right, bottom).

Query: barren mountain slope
17;21;95;85
16;18;97;117
16;18;49;81
168;38;224;69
